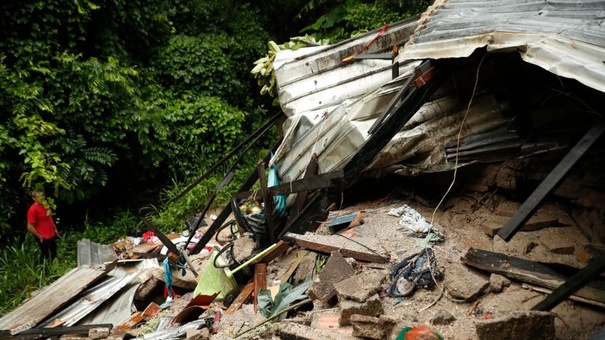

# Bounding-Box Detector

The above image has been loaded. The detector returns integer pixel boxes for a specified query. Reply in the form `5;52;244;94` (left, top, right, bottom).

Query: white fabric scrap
389;204;432;233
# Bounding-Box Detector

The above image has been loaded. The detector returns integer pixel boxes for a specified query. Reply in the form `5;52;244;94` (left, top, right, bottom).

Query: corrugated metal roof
275;17;420;118
41;273;137;327
0;266;108;334
76;282;139;327
77;238;117;267
272;0;604;187
398;0;605;93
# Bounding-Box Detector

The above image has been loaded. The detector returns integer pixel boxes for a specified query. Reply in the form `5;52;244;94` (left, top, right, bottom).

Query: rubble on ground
1;177;604;339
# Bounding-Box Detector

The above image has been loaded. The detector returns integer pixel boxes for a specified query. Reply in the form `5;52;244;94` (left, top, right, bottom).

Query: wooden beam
257;161;276;244
0;324;113;340
233;170;343;200
461;248;605;304
254;263;267;313
226;282;254;316
281;250;310;283
532;255;605;311
282;232;389;263
497;121;605;241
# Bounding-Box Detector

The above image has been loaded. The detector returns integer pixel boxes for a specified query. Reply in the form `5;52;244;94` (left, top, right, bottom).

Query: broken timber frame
497;120;605;241
492;120;605;311
532;254;605;311
462;247;605;313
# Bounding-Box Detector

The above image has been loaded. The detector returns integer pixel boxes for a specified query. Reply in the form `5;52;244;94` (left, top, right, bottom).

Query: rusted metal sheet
399;0;605;93
0;266;109;334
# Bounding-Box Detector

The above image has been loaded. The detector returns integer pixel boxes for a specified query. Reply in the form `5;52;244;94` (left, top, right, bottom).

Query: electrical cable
420;53;487;311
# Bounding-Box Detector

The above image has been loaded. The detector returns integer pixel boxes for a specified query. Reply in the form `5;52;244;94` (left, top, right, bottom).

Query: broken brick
339;294;384;326
308;251;356;303
349;314;397;340
474;311;555;340
333;269;386;303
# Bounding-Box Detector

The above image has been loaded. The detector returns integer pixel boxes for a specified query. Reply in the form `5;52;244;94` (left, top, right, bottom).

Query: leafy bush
0;237;72;316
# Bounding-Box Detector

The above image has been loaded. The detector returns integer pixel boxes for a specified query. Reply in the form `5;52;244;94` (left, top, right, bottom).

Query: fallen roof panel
41;273;137;328
398;0;605;93
0;266;108;334
275;17;420;118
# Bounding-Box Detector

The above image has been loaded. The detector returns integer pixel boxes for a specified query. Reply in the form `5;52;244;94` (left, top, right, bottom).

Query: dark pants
37;236;57;263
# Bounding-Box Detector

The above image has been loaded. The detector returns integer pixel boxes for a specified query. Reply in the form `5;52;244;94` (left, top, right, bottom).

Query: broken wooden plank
115;311;143;331
225;282;254;315
0;324;113;340
285;157;319;229
233;169;343;200
0;267;109;334
532;254;605;311
254;263;267;313
282;250;310;283
461;248;605;304
282;232;390;263
257;160;276;243
497;120;605;241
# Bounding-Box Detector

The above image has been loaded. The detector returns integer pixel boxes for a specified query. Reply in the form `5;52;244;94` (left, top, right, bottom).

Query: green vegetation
0;0;428;316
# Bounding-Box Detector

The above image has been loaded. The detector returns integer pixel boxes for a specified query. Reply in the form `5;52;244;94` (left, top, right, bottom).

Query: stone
186;327;210;340
292;252;318;286
232;236;256;264
489;274;511;293
308;251;356;302
278;322;357;340
474;311;556;340
443;263;490;301
350;314;397;340
431;310;456;325
333;269;387;303
339;294;384;326
537;229;577;255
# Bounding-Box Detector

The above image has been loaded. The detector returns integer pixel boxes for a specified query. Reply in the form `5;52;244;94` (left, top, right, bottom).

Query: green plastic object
193;243;280;300
193;250;238;301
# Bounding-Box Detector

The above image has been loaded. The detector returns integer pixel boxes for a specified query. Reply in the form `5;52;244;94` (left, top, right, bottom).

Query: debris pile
1;186;603;339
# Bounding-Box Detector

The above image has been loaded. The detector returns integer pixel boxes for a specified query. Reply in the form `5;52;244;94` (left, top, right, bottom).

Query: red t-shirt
27;203;55;239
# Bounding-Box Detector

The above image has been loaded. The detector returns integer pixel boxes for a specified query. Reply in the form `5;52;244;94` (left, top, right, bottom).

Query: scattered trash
396;325;443;340
161;257;174;310
388;248;440;297
389;204;433;233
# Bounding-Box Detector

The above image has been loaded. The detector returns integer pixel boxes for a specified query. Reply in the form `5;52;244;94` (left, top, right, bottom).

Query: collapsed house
1;0;604;339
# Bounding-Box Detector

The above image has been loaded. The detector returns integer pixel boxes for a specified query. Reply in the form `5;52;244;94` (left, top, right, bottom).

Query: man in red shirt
27;190;61;262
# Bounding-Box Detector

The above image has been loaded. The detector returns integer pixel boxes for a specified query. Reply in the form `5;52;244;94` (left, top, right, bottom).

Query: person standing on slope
27;189;61;263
